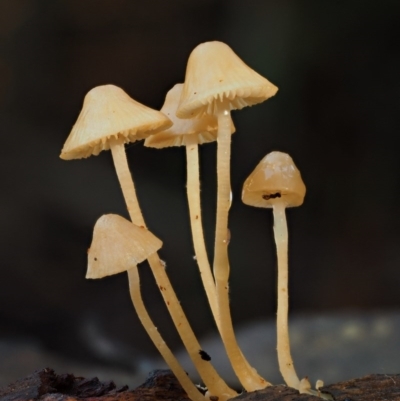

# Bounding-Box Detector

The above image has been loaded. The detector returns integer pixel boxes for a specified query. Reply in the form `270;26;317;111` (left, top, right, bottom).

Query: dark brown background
1;0;400;379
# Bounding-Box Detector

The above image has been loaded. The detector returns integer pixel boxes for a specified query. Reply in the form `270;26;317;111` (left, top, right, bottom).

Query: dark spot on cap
262;192;281;200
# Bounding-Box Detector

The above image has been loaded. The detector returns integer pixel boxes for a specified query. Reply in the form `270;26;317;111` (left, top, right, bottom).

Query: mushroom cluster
60;41;325;400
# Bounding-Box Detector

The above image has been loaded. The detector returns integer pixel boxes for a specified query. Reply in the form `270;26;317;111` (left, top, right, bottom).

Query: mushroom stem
110;138;236;400
127;266;205;401
213;103;270;391
110;138;144;226
213;102;231;285
272;202;300;390
146;254;236;400
185;137;219;322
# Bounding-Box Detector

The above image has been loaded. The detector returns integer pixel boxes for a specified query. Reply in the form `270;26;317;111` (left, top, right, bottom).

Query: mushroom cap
176;41;278;118
144;84;217;148
86;214;163;279
242;151;306;208
145;83;235;148
60;84;172;160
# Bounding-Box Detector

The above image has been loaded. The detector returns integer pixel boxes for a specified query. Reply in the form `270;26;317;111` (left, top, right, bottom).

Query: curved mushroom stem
213;103;271;391
127;266;205;401
185;137;219;323
272;202;301;390
109;138;143;226
109;137;236;400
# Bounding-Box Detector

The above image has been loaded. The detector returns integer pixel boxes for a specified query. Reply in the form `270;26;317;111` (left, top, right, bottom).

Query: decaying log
1;369;400;401
0;368;190;401
233;384;320;401
321;374;400;401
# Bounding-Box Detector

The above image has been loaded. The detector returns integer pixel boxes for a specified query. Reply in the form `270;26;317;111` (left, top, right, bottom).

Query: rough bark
0;368;190;401
1;369;400;401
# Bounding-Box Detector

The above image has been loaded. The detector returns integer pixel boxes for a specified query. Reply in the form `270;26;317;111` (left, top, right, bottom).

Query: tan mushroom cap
242;151;306;208
86;214;163;279
144;84;217;148
145;83;233;148
60;85;172;160
176;41;278;118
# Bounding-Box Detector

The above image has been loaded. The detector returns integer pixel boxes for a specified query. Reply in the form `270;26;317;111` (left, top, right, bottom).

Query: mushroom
60;85;235;400
242;151;306;390
87;214;204;401
176;41;277;391
145;83;234;325
60;84;172;225
87;214;163;279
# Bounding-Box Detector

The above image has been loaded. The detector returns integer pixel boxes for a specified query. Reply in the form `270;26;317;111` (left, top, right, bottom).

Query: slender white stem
213;102;231;285
217;279;271;390
185;138;219;324
213;104;271;391
146;253;236;400
272;203;300;390
110;138;144;227
127;267;204;401
109;138;236;400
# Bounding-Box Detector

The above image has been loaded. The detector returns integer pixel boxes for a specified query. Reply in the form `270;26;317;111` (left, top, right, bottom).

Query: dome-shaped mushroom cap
242;151;306;208
176;41;278;118
145;83;230;148
60;85;172;160
86;214;163;279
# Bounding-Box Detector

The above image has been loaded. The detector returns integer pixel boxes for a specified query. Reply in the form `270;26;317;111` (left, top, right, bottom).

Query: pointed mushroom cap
60;85;172;160
145;83;226;148
86;214;163;279
145;84;235;148
176;41;278;118
242;151;306;208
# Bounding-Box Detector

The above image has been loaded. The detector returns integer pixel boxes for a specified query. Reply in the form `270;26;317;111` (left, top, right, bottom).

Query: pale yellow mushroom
87;214;204;401
145;83;234;326
86;214;163;279
242;151;306;390
60;84;172;224
60;85;235;400
176;41;277;391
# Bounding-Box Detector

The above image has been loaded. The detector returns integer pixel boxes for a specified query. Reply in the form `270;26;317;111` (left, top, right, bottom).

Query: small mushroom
242;151;305;390
176;41;277;391
61;85;235;400
60;84;172;225
87;214;204;401
145;83;234;325
299;377;311;394
87;214;163;279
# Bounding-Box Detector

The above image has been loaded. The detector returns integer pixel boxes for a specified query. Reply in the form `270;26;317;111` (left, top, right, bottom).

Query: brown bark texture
1;369;400;401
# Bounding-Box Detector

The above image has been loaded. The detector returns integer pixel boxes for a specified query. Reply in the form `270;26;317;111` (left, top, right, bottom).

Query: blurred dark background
1;0;400;388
